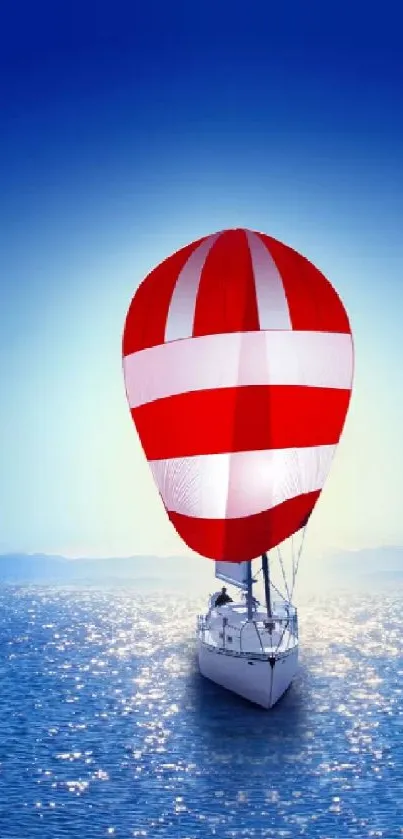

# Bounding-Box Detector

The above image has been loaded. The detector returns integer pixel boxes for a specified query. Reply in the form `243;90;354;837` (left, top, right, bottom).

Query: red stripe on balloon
122;236;208;355
256;233;351;334
193;230;260;337
168;490;321;561
131;386;351;461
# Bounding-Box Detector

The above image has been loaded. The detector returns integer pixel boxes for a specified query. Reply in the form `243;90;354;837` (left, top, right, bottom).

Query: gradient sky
1;0;402;561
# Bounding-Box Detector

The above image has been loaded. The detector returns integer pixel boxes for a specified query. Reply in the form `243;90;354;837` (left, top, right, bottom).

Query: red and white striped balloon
122;229;354;562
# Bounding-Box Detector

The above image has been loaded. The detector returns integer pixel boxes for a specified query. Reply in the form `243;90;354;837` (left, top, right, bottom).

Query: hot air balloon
122;228;354;708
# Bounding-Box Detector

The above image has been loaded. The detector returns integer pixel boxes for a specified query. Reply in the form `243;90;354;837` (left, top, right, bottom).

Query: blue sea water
0;586;401;839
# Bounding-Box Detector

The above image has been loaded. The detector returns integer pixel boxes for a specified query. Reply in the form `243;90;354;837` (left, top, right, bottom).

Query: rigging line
292;531;299;593
274;613;291;656
290;525;307;599
290;531;299;596
294;525;307;580
277;545;291;602
291;532;295;581
268;577;287;603
270;598;291;656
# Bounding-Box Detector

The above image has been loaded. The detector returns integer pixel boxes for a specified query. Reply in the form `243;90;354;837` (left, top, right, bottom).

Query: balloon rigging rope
290;525;307;600
277;545;291;602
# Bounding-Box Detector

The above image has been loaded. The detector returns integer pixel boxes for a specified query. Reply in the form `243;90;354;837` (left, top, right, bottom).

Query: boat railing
197;611;299;655
239;619;265;653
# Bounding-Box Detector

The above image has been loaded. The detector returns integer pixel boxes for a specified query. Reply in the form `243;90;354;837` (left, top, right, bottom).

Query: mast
246;561;253;621
261;552;272;619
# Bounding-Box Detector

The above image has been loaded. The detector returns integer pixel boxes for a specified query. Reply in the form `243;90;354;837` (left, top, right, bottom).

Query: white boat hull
198;639;298;709
196;599;299;709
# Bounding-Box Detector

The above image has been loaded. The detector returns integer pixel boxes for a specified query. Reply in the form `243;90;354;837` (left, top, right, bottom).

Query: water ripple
0;586;402;838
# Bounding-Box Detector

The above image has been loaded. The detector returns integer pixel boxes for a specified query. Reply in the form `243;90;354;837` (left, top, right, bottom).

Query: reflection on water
0;587;402;838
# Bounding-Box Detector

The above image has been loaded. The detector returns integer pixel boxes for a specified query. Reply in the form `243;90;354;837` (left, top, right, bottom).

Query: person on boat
214;587;233;608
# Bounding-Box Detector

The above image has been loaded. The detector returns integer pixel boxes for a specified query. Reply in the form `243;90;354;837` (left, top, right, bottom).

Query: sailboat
197;555;299;708
122;228;354;710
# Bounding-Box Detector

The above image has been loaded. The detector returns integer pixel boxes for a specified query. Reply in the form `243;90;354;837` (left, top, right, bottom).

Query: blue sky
1;0;402;561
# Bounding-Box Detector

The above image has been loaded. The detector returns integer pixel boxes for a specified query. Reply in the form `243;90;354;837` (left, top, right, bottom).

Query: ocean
0;586;401;838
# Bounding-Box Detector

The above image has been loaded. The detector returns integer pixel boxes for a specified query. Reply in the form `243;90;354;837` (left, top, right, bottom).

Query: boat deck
198;602;298;658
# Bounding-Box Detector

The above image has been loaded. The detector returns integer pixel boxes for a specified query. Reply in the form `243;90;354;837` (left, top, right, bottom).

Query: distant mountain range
0;547;401;587
0;552;210;587
323;546;403;584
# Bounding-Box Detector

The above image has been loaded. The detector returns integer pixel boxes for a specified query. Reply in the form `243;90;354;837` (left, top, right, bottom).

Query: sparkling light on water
0;587;402;838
